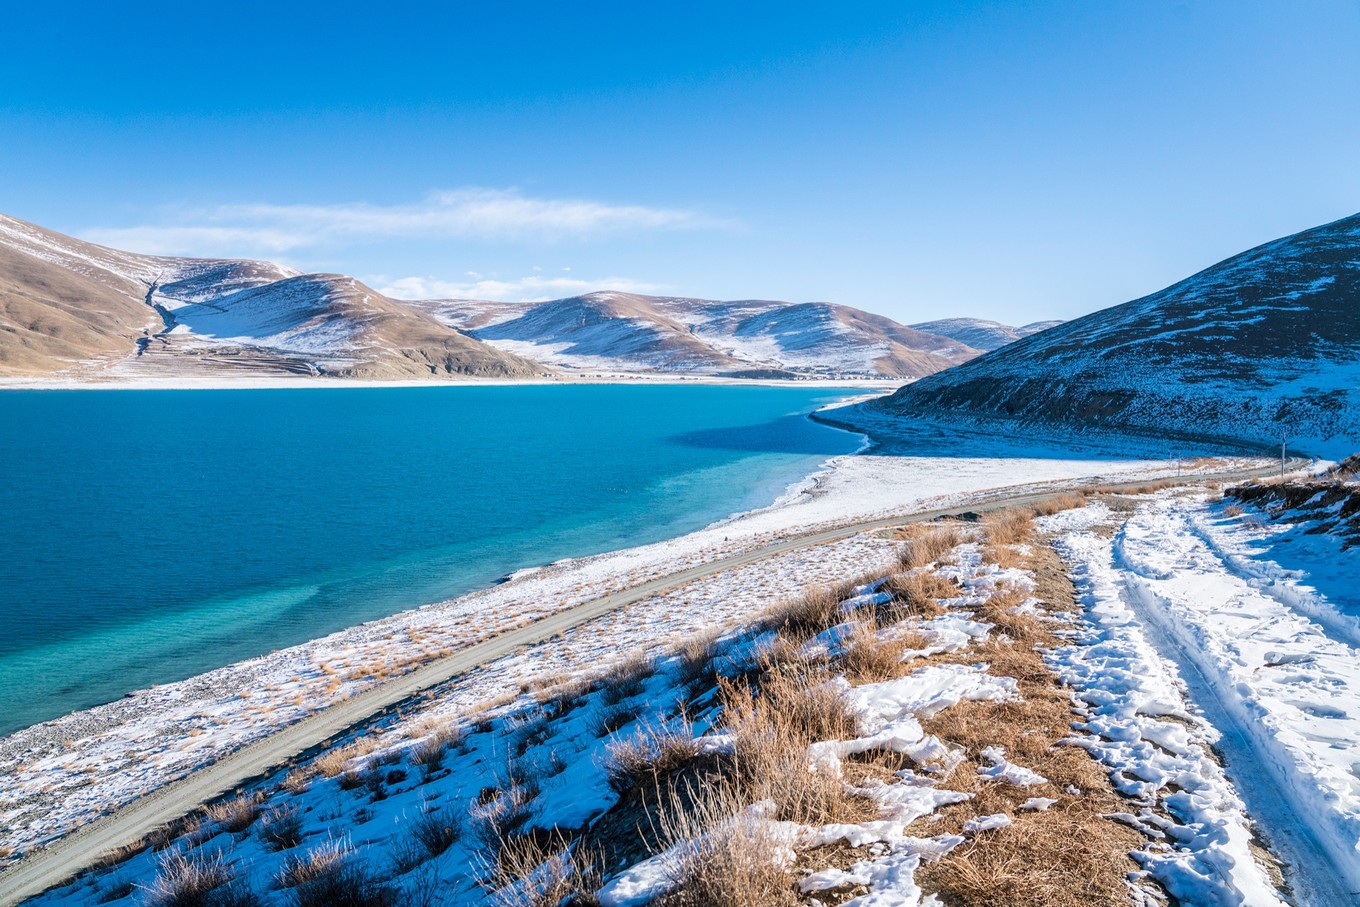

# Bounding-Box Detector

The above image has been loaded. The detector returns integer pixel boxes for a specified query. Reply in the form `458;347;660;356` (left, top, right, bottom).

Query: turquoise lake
0;385;861;735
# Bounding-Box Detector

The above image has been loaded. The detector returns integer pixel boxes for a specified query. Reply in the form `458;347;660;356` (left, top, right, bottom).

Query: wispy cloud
377;273;664;302
82;189;721;257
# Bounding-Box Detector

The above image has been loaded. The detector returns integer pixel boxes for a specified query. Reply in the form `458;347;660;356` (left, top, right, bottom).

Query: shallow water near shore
0;384;861;736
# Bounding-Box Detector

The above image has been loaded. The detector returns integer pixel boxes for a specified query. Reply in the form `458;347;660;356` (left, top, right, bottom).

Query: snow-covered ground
1044;491;1360;905
12;519;1092;906
0;449;1235;868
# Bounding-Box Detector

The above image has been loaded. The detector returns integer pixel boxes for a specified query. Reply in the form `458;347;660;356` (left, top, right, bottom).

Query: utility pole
1281;434;1287;479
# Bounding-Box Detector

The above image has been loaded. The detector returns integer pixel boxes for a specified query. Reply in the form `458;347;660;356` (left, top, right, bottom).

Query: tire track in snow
1113;509;1360;907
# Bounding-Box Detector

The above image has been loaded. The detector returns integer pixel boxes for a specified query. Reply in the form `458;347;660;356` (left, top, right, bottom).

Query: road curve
0;457;1303;906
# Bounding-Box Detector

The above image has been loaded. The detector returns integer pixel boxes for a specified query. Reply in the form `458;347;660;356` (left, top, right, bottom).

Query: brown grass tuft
1030;491;1088;517
604;720;703;794
837;618;916;682
896;524;965;570
882;570;954;619
762;582;854;642
719;673;868;825
203;791;263;834
653;783;798;907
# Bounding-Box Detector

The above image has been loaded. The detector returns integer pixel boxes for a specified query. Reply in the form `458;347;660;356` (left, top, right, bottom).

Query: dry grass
277;838;350;889
761;581;855;642
981;507;1036;567
410;724;462;774
672;627;724;690
391;801;463;872
469;779;539;853
603;720;703;794
1223;504;1245;517
258;805;303;851
881;570;954;620
1030;491;1088;517
896;524;965;570
478;833;603;907
719;673;869;825
599;653;656;704
203;792;263;834
286;844;398;907
837;618;918;682
144;848;249;907
912;535;1145;906
311;735;381;779
653;782;797;907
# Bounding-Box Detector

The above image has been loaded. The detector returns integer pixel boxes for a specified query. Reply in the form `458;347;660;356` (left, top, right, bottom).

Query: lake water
0;385;861;735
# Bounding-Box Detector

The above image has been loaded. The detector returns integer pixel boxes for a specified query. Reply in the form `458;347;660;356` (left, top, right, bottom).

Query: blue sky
3;1;1357;323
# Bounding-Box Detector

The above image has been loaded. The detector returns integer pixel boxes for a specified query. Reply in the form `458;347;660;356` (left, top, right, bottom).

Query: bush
144;849;257;907
603;720;702;794
410;725;462;774
258;806;304;851
653;783;796;907
896;525;964;570
204;793;262;835
481;835;602;907
761;583;853;642
598;654;655;704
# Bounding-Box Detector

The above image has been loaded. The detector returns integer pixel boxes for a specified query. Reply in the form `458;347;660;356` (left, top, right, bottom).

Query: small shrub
719;674;866;825
205;793;263;834
410;802;462;858
653;783;797;907
410;724;462;774
293;857;398;907
882;571;954;619
312;736;380;779
482;835;603;907
599;654;655;704
1223;504;1245;517
276;838;350;889
896;525;965;570
589;702;642;739
673;628;723;690
144;849;254;907
838;619;913;682
603;720;702;794
470;781;539;852
258;806;304;851
761;583;853;642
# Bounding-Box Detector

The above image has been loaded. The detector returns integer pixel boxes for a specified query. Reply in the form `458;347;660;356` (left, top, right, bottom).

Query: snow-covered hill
0;214;545;380
861;213;1360;457
909;317;1062;352
413;292;982;378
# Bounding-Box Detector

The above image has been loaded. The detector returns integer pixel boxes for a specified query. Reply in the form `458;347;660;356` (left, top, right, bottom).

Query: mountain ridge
857;211;1360;457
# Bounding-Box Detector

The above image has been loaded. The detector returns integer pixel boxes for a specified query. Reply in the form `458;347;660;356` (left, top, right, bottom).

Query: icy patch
978;746;1047;787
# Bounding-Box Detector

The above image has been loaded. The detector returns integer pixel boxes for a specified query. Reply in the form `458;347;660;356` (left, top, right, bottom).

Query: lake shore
0;436;1255;863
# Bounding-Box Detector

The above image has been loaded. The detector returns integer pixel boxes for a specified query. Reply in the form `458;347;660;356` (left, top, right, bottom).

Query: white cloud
378;273;665;302
82;189;722;258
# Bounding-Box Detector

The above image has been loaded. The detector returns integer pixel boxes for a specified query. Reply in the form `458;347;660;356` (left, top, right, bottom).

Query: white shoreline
0;441;1259;861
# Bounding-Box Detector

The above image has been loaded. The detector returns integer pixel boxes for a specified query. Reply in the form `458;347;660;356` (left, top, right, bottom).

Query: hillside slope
415;292;982;378
861;213;1360;456
0;214;546;380
910;317;1062;352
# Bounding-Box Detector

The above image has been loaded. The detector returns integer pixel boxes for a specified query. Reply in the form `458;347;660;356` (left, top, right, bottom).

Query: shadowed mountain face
0;214;546;380
910;317;1062;352
865;213;1360;455
414;292;983;378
